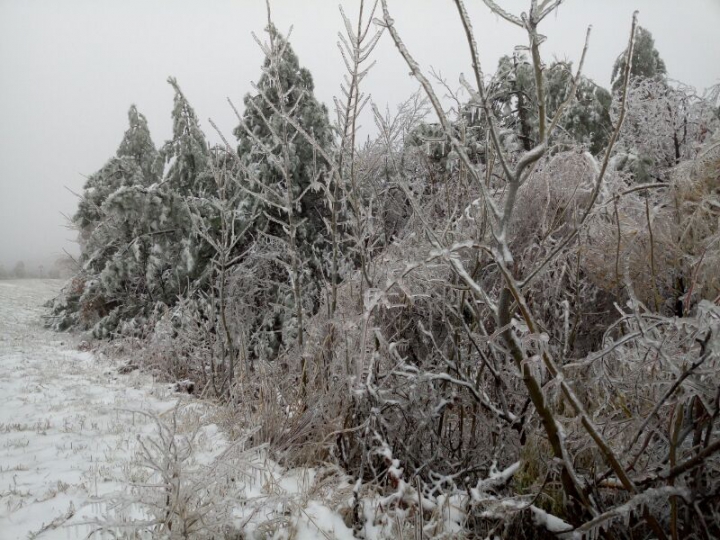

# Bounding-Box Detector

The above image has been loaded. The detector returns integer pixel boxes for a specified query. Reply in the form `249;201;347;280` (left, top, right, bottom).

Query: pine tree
116;105;160;185
74;156;146;247
160;77;212;196
52;102;204;336
408;53;614;163
611;26;666;91
546;64;613;155
489;54;613;154
61;153;148;334
137;78;215;310
66;84;218;337
233;24;333;362
75;105;158;243
234;25;332;244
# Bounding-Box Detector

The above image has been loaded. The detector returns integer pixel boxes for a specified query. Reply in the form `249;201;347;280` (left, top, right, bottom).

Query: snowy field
0;280;181;538
0;280;378;539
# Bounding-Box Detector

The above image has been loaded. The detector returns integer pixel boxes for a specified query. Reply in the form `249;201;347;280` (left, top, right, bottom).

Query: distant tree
609;26;717;182
51;255;77;279
0;264;8;280
13;261;26;279
611;26;666;91
490;54;613;154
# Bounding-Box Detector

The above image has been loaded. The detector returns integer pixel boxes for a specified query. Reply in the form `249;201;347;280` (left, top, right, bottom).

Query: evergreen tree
409;54;614;164
51;102;204;336
234;25;332;243
54;153;148;334
75;105;158;244
545;64;613;155
137;78;216;311
13;261;26;279
116;105;160;185
160;77;212;196
493;54;537;152
233;24;333;361
490;54;613;154
611;26;667;91
74;156;146;247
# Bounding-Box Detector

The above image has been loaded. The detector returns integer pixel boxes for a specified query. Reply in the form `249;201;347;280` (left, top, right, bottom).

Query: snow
0;279;181;538
471;460;521;498
293;501;356;540
531;506;573;534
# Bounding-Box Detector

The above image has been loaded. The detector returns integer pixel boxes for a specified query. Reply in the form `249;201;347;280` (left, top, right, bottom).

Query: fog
1;0;718;271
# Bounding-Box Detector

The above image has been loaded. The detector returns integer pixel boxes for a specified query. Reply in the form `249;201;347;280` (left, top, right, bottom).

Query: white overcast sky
1;0;719;269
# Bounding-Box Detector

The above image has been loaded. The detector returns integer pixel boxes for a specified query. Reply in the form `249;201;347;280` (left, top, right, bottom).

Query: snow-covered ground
0;280;364;539
0;280;182;538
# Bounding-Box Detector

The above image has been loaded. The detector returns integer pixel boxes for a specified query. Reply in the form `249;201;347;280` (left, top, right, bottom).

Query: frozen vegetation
25;0;720;538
